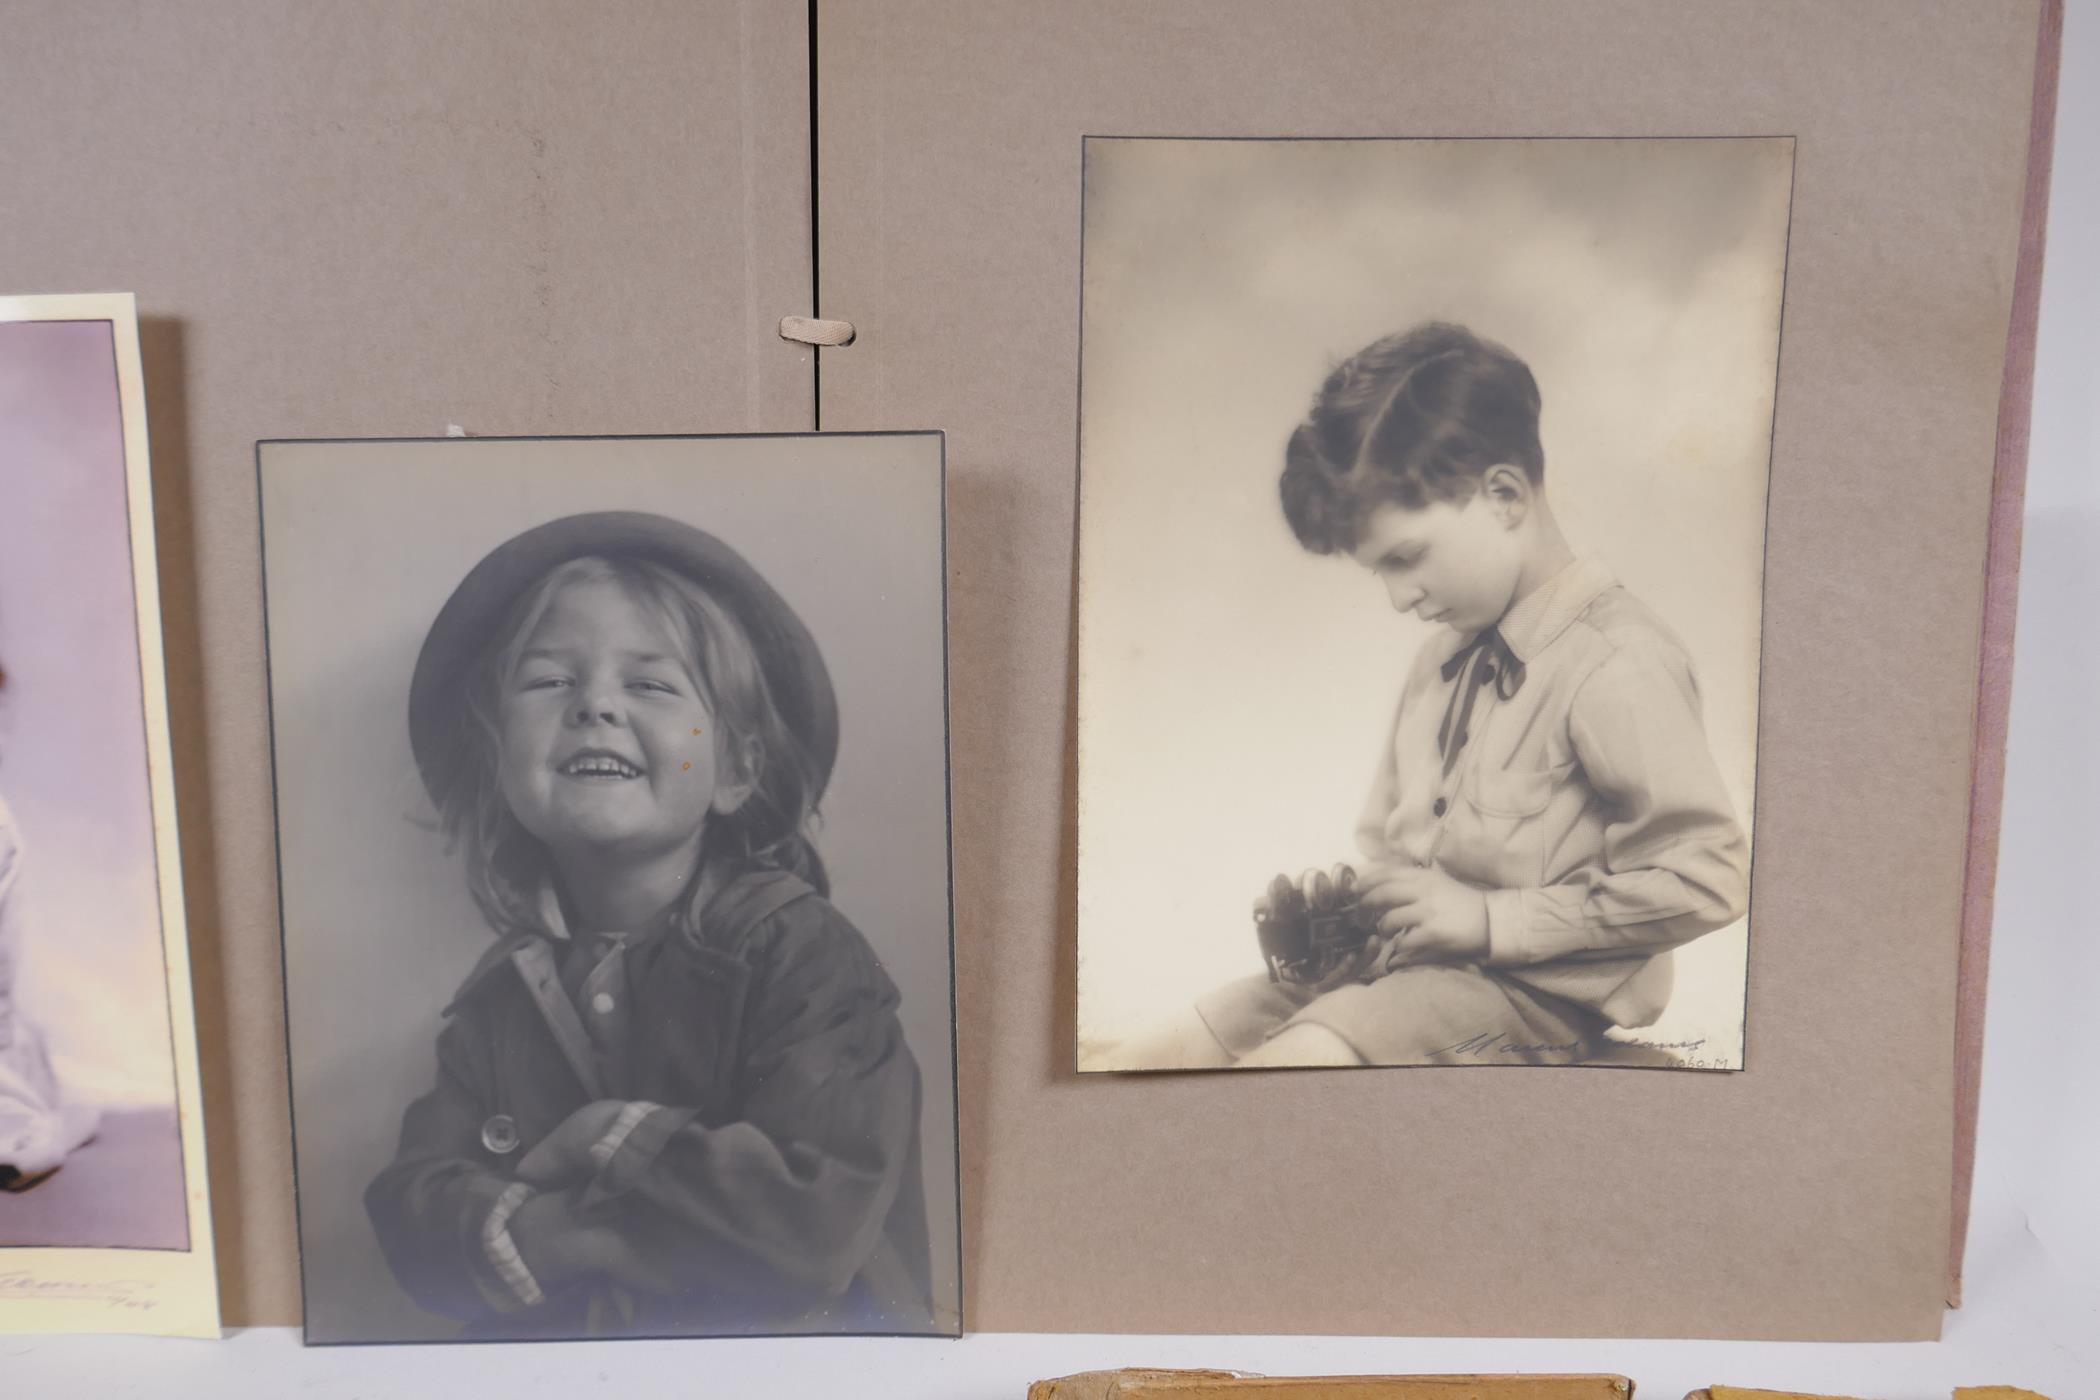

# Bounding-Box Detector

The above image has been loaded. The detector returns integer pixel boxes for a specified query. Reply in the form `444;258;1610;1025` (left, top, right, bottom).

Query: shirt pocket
1463;764;1563;818
1444;761;1573;889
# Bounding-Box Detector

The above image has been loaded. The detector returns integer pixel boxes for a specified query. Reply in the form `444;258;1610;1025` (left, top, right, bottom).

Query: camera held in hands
1253;863;1380;986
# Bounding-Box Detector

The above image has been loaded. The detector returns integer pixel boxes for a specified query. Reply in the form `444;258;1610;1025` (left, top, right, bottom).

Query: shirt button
1433;797;1448;817
591;992;616;1015
1480;664;1497;683
480;1114;520;1155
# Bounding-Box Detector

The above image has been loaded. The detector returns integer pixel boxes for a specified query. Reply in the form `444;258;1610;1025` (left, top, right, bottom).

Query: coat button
1433;797;1448;817
481;1114;520;1156
591;992;616;1015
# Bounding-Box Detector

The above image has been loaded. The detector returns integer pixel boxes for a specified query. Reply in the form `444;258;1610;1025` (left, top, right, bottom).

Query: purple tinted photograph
0;306;191;1256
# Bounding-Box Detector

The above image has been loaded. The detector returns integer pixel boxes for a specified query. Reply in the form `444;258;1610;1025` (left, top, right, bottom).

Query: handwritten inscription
1437;1031;1584;1058
1431;1030;1734;1070
0;1272;160;1312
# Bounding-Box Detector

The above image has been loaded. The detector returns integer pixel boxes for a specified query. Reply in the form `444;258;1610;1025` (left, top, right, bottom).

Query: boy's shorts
1195;962;1609;1066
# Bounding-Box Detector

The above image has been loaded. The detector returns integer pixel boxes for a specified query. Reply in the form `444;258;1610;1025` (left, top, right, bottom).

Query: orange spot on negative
682;762;692;771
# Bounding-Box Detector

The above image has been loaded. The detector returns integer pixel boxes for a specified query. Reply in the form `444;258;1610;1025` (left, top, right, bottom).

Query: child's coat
366;864;935;1338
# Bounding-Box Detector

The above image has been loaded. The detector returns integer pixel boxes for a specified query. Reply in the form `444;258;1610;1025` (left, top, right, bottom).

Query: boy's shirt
1356;556;1751;1027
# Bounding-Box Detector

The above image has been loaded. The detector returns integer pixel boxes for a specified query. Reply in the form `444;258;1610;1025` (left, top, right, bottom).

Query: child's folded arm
1482;640;1751;967
365;1014;545;1321
570;907;920;1300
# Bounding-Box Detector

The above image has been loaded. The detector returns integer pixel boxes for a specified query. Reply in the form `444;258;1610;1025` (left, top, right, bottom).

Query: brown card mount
818;0;2062;1340
0;1;815;1326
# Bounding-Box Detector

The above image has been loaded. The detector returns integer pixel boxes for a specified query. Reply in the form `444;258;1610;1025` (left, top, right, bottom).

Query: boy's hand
1356;865;1490;967
507;1189;680;1297
516;1100;628;1187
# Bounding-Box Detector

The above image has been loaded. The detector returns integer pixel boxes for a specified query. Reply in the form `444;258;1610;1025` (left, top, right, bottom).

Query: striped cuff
579;1103;700;1211
589;1100;662;1171
480;1181;545;1311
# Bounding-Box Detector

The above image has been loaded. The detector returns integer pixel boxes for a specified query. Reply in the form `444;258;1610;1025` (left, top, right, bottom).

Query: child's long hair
437;555;829;939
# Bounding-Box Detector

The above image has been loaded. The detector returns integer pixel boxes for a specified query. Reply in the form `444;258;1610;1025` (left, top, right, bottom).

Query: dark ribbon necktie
1437;625;1527;776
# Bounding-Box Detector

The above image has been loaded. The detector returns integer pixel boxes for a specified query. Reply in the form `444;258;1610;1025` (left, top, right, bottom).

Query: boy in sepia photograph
1075;137;1788;1073
1113;323;1751;1069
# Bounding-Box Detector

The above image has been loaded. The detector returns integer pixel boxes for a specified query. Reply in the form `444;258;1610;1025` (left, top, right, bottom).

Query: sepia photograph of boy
1076;138;1793;1073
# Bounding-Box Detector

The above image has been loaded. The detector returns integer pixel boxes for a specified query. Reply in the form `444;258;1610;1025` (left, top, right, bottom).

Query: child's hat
407;511;837;808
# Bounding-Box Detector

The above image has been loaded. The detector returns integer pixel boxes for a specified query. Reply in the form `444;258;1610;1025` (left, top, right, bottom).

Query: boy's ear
709;733;764;816
1482;463;1532;526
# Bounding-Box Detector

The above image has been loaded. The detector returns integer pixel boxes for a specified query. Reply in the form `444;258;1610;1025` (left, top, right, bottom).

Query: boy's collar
441;882;683;1016
1489;556;1616;663
534;877;681;945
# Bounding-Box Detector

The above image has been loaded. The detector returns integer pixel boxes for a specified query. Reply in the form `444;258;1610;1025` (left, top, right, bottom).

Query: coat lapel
508;940;607;1101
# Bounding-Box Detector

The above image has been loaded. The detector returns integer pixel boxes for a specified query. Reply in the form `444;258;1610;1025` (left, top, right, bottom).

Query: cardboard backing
815;0;2056;1339
0;0;812;1324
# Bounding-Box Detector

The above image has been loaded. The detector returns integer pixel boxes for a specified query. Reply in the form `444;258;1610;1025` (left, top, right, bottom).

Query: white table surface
9;4;2098;1395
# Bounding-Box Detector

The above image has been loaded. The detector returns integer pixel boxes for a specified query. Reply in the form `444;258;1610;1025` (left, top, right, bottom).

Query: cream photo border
0;292;219;1338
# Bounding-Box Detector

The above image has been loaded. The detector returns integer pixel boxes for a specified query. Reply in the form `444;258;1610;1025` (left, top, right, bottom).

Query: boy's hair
1279;321;1544;554
443;555;829;938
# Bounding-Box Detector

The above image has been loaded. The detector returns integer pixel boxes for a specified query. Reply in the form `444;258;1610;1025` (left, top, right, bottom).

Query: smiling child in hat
365;512;934;1339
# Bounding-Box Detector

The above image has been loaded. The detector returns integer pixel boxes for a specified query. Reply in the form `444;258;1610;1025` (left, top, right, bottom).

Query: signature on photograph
1432;1030;1732;1069
0;1272;159;1312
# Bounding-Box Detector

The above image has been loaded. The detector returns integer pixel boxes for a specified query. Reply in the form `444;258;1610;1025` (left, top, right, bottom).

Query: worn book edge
1029;1370;1249;1400
1688;1387;2053;1399
1031;1373;1632;1400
